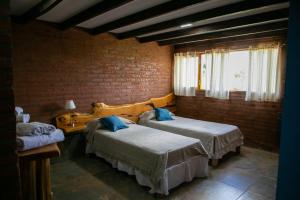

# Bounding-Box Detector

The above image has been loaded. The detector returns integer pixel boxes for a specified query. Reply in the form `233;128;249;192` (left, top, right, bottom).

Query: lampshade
65;100;76;110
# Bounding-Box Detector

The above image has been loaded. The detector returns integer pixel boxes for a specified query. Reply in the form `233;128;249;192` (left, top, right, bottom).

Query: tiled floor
51;147;278;200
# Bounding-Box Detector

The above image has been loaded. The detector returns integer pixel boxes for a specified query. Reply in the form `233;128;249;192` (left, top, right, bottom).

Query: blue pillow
155;108;174;121
100;115;128;132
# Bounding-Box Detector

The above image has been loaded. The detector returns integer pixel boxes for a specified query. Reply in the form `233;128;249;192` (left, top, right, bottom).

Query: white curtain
246;45;281;101
204;49;230;99
174;52;199;96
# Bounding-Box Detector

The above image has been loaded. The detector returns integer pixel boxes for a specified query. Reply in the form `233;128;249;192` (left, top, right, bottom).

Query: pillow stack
154;108;174;121
139;108;174;121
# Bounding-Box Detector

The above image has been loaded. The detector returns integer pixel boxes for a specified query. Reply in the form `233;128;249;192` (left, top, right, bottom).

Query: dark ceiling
11;0;289;47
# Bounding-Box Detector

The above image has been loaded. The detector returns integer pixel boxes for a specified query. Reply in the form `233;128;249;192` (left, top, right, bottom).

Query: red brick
12;21;173;123
176;91;282;151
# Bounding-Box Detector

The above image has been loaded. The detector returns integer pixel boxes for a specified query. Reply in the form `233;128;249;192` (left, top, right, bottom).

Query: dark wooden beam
139;8;289;43
116;0;289;39
59;0;133;30
12;0;62;23
89;0;206;35
158;20;288;46
174;36;286;52
174;29;287;49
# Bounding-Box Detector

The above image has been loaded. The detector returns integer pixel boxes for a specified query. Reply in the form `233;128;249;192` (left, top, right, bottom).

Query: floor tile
246;177;277;199
214;169;258;191
51;146;278;200
180;180;244;200
237;191;273;200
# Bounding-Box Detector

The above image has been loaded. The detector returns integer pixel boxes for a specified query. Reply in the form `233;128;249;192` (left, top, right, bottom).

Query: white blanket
86;123;208;184
139;116;243;159
16;129;65;151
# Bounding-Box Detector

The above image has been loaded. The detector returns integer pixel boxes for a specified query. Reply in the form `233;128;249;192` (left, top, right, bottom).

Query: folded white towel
16;122;56;136
16;129;65;151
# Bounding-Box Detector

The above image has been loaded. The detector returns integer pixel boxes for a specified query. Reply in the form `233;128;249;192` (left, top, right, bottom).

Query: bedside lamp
65;100;76;110
65;100;76;127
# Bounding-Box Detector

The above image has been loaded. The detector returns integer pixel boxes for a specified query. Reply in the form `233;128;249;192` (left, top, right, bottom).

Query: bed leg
211;159;219;167
236;146;241;155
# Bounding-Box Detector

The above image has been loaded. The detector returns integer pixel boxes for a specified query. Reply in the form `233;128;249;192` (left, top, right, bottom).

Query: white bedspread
86;123;208;194
139;116;243;159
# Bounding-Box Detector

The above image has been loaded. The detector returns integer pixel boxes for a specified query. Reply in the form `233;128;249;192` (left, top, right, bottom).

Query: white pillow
86;119;102;132
118;116;135;124
170;111;175;116
85;119;102;143
139;110;156;121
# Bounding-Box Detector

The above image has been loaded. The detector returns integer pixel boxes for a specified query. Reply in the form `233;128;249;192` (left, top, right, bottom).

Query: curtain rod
175;42;287;54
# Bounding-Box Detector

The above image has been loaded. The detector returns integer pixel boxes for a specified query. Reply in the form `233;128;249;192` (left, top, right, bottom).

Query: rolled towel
16;129;65;151
15;106;24;115
16;122;56;136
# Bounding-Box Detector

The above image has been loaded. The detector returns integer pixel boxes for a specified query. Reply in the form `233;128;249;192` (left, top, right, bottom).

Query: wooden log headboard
91;93;175;122
56;93;175;130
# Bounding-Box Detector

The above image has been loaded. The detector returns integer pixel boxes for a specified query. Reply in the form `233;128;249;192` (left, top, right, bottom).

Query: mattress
86;123;208;194
139;116;244;159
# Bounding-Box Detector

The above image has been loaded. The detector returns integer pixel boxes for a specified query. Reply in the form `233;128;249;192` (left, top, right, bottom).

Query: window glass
228;50;249;91
201;50;249;91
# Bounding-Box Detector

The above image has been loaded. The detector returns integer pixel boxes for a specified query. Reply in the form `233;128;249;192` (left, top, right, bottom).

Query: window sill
196;89;246;95
179;89;283;103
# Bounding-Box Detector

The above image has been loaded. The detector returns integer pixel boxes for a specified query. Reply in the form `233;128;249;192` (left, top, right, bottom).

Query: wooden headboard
91;93;175;122
56;93;175;130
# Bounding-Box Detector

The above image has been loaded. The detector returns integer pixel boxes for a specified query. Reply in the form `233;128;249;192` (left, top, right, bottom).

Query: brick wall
12;21;173;123
176;90;282;151
11;20;281;152
0;0;20;199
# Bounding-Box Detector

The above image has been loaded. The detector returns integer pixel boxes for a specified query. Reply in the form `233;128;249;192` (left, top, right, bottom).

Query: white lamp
65;100;76;110
64;100;76;127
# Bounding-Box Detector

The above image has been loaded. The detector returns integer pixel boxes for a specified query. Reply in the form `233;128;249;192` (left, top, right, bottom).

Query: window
201;50;249;91
173;52;199;96
174;44;283;101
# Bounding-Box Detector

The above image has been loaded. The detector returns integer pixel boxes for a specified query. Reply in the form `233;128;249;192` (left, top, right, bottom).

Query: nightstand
55;113;94;161
54;124;87;162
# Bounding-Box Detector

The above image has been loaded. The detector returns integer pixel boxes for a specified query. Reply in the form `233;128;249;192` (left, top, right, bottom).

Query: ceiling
10;0;289;47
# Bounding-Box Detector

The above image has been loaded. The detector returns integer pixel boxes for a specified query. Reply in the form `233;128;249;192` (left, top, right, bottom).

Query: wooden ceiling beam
174;29;287;48
12;0;62;23
139;8;289;43
59;0;133;30
89;0;206;35
158;21;288;46
116;0;289;39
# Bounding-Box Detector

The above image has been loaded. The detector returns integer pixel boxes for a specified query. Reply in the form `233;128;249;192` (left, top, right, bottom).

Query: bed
139;112;243;166
85;118;209;195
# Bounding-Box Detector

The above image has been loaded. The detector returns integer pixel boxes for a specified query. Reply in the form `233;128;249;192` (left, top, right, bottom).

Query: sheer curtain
246;45;281;101
174;52;199;96
204;49;230;99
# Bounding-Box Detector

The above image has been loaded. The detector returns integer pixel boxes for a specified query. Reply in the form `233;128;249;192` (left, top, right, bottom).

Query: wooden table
56;124;87;161
18;143;60;200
